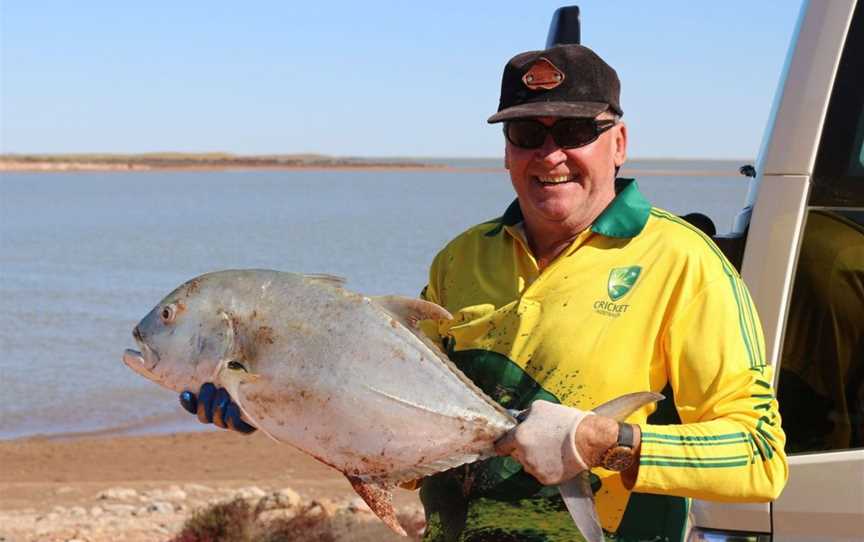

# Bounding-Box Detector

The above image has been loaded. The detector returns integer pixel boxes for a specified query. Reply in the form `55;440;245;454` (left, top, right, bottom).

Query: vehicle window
810;2;864;206
811;0;864;206
778;210;864;453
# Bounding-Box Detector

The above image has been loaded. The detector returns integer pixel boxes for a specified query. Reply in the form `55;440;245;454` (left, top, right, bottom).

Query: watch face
603;446;635;472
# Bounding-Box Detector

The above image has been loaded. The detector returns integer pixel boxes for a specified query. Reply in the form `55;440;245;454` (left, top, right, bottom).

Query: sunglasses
503;118;618;149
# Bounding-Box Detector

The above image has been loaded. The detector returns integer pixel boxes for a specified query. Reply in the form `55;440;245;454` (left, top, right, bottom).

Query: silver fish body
123;269;662;539
123;269;515;535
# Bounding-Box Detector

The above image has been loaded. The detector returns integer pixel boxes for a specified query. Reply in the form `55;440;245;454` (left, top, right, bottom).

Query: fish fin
373;298;514;425
371;295;453;329
407;329;517;424
214;360;279;442
217;359;262;392
361;385;506;476
369;295;514;422
303;273;347;288
210;310;241;379
345;475;407;537
213;313;262;388
376;321;518;427
592;391;665;421
225;360;261;381
559;472;604;542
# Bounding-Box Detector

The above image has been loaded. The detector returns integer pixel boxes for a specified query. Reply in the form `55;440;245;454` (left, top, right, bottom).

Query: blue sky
1;1;801;159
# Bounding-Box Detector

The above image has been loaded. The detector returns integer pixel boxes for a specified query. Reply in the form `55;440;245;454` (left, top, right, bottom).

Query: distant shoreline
0;153;751;177
0;161;453;173
0;153;446;173
0;163;746;178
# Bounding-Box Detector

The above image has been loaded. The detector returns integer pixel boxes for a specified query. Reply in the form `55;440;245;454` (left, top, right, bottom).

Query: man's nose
535;135;567;165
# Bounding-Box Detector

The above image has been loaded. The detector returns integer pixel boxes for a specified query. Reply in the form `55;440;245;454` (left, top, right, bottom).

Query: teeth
537;175;574;184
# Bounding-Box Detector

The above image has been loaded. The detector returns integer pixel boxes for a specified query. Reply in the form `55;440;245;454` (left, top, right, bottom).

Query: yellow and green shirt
419;179;788;542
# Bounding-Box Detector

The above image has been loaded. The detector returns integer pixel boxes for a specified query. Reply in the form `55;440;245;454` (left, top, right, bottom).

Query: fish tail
345;475;407;537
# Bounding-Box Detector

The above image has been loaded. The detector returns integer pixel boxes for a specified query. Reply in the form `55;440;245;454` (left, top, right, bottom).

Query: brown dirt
0;430;422;541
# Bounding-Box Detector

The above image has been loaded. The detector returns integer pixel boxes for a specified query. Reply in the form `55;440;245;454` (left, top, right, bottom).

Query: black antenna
545;6;581;47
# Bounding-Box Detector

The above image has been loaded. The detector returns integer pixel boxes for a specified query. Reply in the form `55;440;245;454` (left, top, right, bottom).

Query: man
184;44;788;541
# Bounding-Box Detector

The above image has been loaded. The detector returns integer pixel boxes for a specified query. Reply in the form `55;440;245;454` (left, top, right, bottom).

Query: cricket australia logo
594;266;642;317
608;266;642;301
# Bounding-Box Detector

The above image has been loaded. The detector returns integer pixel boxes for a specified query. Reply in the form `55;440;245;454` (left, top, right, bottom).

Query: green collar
591;178;651;238
486;178;651;238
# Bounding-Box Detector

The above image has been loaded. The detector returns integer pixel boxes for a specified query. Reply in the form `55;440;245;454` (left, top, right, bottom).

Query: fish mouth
123;344;161;382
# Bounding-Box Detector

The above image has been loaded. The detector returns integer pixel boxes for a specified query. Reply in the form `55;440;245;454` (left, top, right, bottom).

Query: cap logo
522;58;565;90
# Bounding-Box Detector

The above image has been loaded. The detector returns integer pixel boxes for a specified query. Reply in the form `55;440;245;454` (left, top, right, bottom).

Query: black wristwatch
600;422;637;471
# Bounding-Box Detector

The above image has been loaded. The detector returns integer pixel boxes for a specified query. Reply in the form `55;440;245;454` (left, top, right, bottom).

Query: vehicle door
771;1;864;539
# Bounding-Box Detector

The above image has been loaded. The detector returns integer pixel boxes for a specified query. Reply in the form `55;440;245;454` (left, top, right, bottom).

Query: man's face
505;114;627;235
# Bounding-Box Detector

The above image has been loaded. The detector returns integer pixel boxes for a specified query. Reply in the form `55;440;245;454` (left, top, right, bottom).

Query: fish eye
161;304;177;324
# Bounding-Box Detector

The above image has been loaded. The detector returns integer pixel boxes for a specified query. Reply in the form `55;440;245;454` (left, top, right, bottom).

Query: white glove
495;400;593;485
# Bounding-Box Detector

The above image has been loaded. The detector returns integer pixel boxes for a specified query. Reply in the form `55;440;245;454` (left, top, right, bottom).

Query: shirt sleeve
419;249;446;346
633;273;789;502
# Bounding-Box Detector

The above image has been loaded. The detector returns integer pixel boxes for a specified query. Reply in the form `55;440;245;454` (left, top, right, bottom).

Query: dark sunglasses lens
506;121;547;148
552;119;597;148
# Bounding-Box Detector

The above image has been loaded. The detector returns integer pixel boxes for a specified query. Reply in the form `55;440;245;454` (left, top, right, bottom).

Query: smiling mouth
535;174;577;184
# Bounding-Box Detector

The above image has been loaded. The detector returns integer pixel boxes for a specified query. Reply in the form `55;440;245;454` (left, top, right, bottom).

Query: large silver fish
123;269;660;539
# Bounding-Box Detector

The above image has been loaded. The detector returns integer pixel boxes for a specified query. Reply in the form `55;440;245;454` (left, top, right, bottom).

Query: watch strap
600;422;637;472
617;421;635;448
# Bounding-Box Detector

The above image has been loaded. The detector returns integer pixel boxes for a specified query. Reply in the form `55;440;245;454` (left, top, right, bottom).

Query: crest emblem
607;266;642;301
522;58;565;90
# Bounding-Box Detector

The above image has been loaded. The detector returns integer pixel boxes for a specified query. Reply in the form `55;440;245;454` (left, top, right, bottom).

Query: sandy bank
0;430;422;541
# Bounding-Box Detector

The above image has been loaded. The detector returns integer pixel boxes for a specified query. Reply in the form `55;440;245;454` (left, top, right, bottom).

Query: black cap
488;44;622;123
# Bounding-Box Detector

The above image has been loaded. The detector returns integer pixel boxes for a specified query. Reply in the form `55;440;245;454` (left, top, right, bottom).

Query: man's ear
613;122;628;167
504;143;511;170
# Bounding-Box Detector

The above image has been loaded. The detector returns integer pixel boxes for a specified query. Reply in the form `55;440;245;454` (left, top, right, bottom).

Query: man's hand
179;383;257;434
494;400;593;485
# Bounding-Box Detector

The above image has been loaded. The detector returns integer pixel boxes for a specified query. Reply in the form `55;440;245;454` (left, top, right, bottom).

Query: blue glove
179;383;257;434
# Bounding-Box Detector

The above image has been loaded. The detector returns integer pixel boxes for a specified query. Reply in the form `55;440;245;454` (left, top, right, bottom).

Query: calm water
0;161;749;439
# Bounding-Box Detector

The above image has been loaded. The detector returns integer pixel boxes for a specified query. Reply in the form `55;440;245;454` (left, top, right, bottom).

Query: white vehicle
547;2;864;540
689;0;863;540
